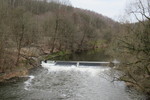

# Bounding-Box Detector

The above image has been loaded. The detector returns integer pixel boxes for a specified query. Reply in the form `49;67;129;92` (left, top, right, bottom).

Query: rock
109;62;115;67
0;69;28;82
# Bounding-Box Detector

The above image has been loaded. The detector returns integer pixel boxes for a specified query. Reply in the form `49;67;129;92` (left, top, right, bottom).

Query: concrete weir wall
46;60;111;66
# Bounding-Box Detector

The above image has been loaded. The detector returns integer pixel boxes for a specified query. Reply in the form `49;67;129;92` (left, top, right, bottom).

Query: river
0;50;148;100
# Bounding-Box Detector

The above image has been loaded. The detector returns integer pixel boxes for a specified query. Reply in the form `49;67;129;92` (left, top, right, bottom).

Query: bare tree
114;0;150;93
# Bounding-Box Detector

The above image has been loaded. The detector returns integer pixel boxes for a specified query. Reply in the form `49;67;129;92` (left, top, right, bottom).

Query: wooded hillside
0;0;117;72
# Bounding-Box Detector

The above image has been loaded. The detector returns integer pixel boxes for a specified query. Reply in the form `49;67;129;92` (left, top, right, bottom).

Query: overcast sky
70;0;128;21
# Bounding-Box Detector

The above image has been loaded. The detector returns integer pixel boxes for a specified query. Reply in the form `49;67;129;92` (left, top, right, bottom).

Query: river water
0;61;147;100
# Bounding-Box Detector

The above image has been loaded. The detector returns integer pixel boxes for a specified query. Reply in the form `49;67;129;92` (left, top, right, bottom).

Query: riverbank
114;64;150;96
0;68;28;82
0;49;72;82
0;60;35;82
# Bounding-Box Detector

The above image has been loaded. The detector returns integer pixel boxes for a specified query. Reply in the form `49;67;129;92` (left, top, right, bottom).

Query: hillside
0;0;118;73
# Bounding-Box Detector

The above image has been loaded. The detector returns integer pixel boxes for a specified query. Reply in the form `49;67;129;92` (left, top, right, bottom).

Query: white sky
70;0;128;21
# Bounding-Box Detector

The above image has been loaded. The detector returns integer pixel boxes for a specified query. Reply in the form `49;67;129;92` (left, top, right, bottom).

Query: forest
0;0;149;95
0;0;117;71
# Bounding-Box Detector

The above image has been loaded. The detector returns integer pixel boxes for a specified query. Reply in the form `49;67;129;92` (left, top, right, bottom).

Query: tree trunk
16;24;24;66
50;16;59;53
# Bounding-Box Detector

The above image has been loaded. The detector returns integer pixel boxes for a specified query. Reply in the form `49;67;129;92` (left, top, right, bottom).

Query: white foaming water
41;62;110;76
24;75;35;91
112;59;120;64
41;61;56;69
19;61;146;100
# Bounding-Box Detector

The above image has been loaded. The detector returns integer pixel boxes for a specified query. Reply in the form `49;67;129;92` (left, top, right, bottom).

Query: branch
130;11;145;25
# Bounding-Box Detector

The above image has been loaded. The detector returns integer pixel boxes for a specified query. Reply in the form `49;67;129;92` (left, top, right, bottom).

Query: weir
44;60;111;66
22;60;147;100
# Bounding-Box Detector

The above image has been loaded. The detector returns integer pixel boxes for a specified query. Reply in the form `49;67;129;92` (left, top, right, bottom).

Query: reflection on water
51;50;110;61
